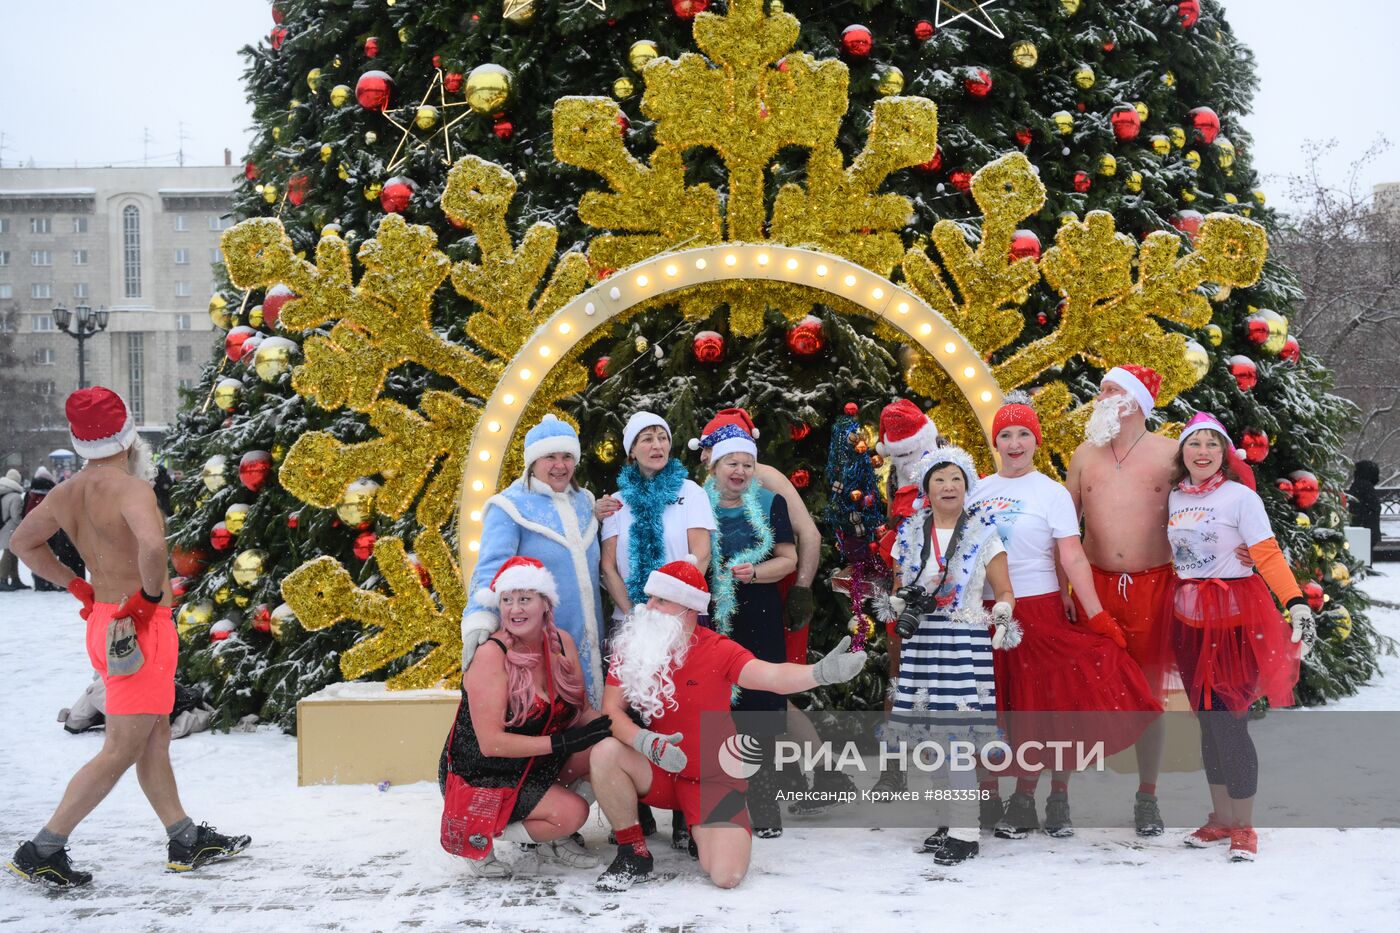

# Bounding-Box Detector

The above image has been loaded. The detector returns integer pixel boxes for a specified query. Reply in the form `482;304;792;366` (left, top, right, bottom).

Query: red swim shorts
84;601;177;715
640;763;752;835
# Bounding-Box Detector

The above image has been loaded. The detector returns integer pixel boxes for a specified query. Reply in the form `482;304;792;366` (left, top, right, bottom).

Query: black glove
784;585;814;632
550;715;613;756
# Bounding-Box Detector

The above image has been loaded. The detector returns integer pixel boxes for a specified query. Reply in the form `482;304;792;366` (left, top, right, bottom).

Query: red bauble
841;25;873;59
364;36;380;58
210;522;234;552
1240;428;1270;464
287;513;300;530
1290;471;1320;509
252;604;273;633
1276;477;1294;499
1073;171;1092;193
964;68;993;98
380;176;416;213
1245;314;1270;346
239;450;274;492
1228;355;1258;392
1109;104;1141;142
1187;106;1220;145
492;119;514;140
617;113;631;132
210;623;233;642
270;26;288;51
1037;312;1049;325
1176;0;1201;29
1009;229;1042;262
408;553;432;589
916;146;944;173
671;0;710;20
914;20;934;41
787;316;824;356
225;326;257;362
355;70;395;111
444;71;464;93
693;330;725;364
1279;335;1301;364
287;173;310;207
1303;581;1326;612
1014;128;1033;147
593;356;610;379
843;402;859;416
432;54;442;70
1171;209;1205;244
789;468;811;490
271;4;284;24
949;170;973;192
262;284;295;327
171;576;188;599
353;530;377;561
171;546;211;578
790;422;812;442
244;161;260;181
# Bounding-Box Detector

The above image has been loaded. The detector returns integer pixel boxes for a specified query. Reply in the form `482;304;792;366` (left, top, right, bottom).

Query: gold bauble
1184;150;1202;171
1181;187;1198;203
1011;41;1038;69
330;84;351;107
337;478;380;525
633;335;649;354
594;437;620;464
289;99;302;110
1073;65;1096;90
1162;70;1177;87
466;63;512;114
320;144;333;163
1258;308;1288;354
1098;153;1118;177
503;0;536;26
202;455;228;492
234;592;251;608
629;40;660;73
1150;134;1171;156
1125;171;1143;193
177;601;214;637
271;127;281;143
1296;513;1312;528
1184;339;1210;382
1332;607;1353;641
1216;137;1236;169
1134;101;1149;122
306;68;322;92
612;76;636;99
1224;192;1238;204
270;602;297;640
878;66;905;96
232;549;269;587
364;182;383;201
1331;562;1351;587
224;503;250;535
1060;0;1081;14
1253;189;1267;205
1205;323;1224;347
337;162;350;181
1051;110;1074;134
1058;211;1078;226
397;26;409;42
208;294;230;330
262;183;278;204
253;336;298;382
248;303;264;329
271;443;287;463
215;585;232;605
213;377;242;412
1169;125;1186;148
770;0;783;11
414;105;439;130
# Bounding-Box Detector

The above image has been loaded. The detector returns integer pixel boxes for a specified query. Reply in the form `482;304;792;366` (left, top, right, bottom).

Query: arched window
122;205;141;298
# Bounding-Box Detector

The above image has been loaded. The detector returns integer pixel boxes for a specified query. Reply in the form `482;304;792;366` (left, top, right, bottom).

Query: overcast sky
1;0;1396;211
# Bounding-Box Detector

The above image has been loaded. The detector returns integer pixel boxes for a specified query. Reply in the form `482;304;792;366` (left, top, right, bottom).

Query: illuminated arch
457;243;1006;578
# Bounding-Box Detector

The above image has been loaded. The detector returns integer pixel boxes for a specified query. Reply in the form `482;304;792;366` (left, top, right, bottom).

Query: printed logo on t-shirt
971;496;1025;547
1167;507;1218;573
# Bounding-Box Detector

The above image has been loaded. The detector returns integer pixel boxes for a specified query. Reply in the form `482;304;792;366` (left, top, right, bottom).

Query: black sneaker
932;836;979;866
871;767;907;795
595;845;655;892
917;827;950;853
980;795;1004;831
6;842;92;888
754;826;783;839
670;811;691;851
1134;792;1165;837
1044;792;1074;838
166;823;251;872
788;771;859;816
994;792;1039;839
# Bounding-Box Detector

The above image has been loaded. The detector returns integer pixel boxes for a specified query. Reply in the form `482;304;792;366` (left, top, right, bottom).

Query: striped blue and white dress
888;507;1004;742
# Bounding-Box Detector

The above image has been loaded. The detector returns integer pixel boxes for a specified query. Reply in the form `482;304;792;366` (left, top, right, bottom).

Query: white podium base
296;682;458;786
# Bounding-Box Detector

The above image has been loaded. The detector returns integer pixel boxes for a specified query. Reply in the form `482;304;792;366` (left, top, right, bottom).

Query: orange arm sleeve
1247;539;1304;607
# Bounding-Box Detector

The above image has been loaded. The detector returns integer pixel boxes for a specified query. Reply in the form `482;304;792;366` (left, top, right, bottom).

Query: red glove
1084;610;1127;650
67;578;96;621
114;588;163;627
889;485;920;521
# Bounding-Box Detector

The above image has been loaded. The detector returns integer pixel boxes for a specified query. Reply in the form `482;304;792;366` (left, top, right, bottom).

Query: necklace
1112;430;1148;471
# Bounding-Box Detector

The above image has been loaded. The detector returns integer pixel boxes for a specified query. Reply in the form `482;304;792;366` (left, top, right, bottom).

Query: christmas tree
166;0;1378;729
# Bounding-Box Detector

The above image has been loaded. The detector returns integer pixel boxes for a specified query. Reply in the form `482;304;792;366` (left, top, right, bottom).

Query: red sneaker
1183;814;1232;848
1228;827;1257;862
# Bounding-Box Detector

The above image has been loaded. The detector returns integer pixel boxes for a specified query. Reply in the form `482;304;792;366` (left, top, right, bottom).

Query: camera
894;585;928;640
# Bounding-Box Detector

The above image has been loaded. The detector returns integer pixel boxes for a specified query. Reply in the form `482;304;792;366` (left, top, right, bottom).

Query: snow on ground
2;564;1399;932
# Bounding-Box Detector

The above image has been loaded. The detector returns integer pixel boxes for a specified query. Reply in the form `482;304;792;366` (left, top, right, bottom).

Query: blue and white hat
523;414;581;468
914;445;980;498
698;423;758;465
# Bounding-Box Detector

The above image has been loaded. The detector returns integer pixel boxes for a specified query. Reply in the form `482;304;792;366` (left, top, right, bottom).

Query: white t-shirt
601;478;717;619
1167;480;1274;580
967;471;1080;598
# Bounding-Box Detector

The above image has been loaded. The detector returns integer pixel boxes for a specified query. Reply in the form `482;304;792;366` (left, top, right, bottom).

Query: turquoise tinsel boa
617;458;688;606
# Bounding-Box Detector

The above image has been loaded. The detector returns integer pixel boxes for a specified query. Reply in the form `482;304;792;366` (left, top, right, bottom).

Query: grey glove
811;635;868;686
460;613;498;669
1287;602;1314;649
632;729;687;773
991;601;1013;650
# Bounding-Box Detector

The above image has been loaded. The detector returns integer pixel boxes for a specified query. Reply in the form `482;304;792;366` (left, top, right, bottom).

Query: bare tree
1275;138;1400;472
0;305;61;472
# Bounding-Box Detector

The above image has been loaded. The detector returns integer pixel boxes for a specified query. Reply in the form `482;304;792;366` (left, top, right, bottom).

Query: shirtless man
5;387;249;887
1065;365;1176;837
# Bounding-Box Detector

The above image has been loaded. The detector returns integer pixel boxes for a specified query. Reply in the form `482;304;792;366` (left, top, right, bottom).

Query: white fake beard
608;603;692;724
1084;395;1137;448
127;436;157;483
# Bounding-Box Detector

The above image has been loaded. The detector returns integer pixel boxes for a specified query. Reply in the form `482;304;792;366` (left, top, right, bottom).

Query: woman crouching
441;557;614;878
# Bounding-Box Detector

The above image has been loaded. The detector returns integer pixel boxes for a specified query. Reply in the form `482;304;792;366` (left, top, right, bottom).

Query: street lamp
52;303;109;389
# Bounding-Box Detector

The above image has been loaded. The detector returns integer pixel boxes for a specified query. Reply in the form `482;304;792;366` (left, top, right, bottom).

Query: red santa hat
65;387;138;460
1101;365;1161;415
688;407;760;451
644;558;711;613
992;400;1042;445
475;556;560;608
876;399;939;460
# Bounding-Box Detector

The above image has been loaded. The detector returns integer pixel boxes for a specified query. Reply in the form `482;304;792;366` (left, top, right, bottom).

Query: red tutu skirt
1170;575;1301;714
992;593;1162;762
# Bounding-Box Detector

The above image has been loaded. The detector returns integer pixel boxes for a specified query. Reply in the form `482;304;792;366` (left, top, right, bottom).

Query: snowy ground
3;564;1399;933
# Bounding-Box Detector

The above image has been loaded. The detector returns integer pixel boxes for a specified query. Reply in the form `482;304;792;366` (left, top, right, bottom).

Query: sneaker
530;836;599;869
1228;827;1257;862
871;767;907;795
932;836;979;866
917;827;949;853
671;812;691;851
1044;792;1074;838
1183;814;1233;848
754;826;783;839
979;796;1004;831
464;849;512;878
595;845;655;892
993;792;1039;839
166;823;251;872
6;842;93;888
1134;792;1165;837
788;771;859;816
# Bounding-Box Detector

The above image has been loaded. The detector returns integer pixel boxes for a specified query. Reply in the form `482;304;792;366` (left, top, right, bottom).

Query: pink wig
501;609;586;728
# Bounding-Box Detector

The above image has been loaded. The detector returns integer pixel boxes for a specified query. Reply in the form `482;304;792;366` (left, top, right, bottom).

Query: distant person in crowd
1347;460;1383;564
153;465;174;517
0;468;29;590
22;466;86;591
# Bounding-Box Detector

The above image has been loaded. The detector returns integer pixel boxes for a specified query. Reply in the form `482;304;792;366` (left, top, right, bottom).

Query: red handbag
441;647;558;860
